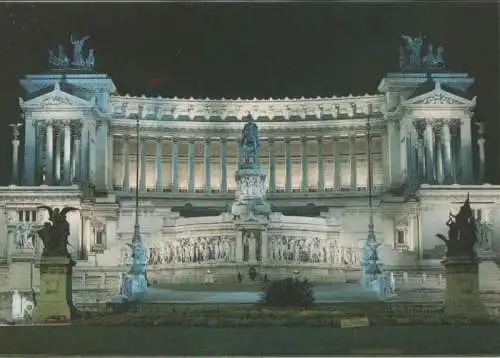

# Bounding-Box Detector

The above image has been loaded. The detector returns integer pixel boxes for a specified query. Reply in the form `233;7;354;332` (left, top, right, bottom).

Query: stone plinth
32;256;73;323
442;257;487;317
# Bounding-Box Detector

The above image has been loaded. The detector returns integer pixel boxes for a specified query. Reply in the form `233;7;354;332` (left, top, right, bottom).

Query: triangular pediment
19;82;93;109
404;83;475;106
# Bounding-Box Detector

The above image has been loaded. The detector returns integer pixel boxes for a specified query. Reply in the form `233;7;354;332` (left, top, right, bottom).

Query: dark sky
0;3;498;185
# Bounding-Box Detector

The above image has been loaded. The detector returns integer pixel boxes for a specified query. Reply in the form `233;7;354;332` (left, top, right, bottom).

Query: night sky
0;3;498;185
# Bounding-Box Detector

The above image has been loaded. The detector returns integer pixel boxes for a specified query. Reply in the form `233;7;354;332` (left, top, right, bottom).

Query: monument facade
1;33;499;289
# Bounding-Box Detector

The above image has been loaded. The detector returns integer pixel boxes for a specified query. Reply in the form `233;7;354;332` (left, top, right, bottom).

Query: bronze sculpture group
436;194;478;260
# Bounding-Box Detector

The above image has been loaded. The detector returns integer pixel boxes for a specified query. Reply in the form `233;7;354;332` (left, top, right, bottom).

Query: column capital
220;137;227;144
204;138;211;144
300;136;308;143
316;135;323;143
284;137;291;144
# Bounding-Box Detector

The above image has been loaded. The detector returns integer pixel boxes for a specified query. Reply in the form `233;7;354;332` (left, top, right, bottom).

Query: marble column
10;124;21;185
349;135;357;191
460;115;473;184
424;120;434;184
220;138;227;192
72;126;81;183
285;138;292;192
139;139;146;191
203;139;212;193
235;231;243;262
55;127;62;184
22;121;35;186
188;139;195;192
122;137;130;191
82;216;92;259
478;137;486;184
316;136;324;191
171;138;179;192
268;139;276;192
45;122;54;185
63;122;71;185
441;121;453;184
417;138;425;182
300;137;308;192
11;139;20;185
261;230;268;263
333;140;341;190
155;138;163;191
408;120;419;185
234;140;240;170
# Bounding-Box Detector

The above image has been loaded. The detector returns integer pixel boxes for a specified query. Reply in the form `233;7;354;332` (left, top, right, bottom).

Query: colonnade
406;117;475;185
21;120;87;186
115;135;382;193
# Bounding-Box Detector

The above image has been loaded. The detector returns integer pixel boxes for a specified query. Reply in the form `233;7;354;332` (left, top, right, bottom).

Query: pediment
19;82;93;109
404;84;475;107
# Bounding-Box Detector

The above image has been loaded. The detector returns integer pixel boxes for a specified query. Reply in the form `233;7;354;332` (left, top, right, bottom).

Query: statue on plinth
37;206;78;258
240;115;260;168
34;205;80;322
436;194;478;260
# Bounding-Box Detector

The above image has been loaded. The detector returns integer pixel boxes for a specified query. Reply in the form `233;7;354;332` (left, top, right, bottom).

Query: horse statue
240;115;260;168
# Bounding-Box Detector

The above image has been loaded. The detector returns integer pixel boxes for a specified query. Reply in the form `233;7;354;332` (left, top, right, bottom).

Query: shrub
261;278;314;309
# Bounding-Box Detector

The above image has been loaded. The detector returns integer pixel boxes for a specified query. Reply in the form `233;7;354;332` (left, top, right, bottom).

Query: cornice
109;94;386;121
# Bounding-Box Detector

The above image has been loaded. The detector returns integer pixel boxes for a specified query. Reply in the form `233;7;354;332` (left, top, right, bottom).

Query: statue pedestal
442;257;487;317
32;256;73;323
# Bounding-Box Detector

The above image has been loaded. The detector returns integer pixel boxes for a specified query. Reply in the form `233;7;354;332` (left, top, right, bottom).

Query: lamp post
132;105;142;245
361;104;382;290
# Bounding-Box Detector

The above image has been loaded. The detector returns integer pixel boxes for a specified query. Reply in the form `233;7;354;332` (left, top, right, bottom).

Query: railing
110;184;385;194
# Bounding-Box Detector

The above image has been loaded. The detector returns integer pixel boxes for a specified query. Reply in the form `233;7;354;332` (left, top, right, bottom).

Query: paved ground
1;325;499;355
